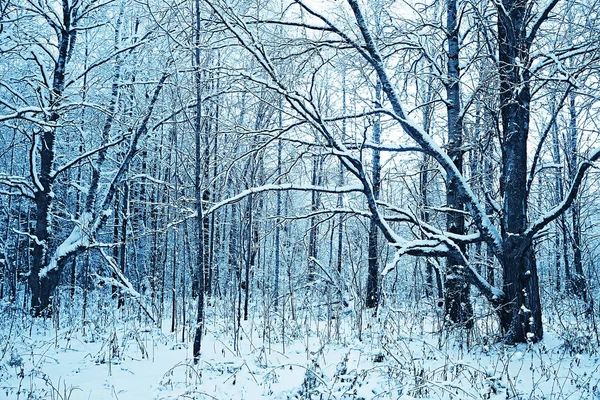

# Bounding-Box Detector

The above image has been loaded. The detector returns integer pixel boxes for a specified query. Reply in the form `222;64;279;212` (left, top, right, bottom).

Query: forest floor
1;300;600;399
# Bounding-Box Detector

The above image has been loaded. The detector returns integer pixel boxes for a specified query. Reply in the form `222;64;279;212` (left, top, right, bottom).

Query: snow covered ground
1;301;600;399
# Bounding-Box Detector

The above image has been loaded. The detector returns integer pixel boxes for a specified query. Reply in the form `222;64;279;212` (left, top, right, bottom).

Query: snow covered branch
345;0;503;257
206;183;364;216
525;146;600;241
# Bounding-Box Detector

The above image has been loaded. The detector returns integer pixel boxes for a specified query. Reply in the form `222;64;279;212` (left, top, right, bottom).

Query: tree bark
497;0;543;343
274;103;283;307
550;102;569;292
29;4;72;316
193;0;205;362
366;82;382;309
444;0;473;329
567;93;587;301
307;155;321;281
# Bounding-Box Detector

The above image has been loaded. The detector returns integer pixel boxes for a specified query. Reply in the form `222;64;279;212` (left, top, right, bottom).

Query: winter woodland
1;0;600;398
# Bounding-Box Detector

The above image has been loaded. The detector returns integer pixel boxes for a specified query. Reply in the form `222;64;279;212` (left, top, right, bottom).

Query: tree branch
526;146;600;241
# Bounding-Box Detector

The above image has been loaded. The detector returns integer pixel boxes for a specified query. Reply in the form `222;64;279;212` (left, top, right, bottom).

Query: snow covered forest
1;0;600;398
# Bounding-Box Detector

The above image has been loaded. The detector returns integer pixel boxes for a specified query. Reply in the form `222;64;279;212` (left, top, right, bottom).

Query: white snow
2;305;599;400
31;134;44;192
40;212;92;278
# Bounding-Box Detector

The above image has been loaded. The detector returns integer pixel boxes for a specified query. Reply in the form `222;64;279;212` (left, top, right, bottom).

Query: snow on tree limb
345;0;503;256
526;145;600;241
207;0;501;278
205;183;364;216
38;71;170;280
50;136;127;179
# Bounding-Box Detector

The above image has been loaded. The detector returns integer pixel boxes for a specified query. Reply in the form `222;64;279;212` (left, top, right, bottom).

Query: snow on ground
1;304;600;399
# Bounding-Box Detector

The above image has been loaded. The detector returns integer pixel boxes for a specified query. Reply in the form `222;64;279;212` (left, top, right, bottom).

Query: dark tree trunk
497;0;543;343
420;158;441;300
274;107;282;307
336;81;347;305
443;0;473;329
193;0;205;363
112;189;121;301
30;20;70;316
307;156;321;282
170;125;180;332
417;68;442;301
567;93;587;301
483;130;496;287
117;183;129;309
209;60;221;298
243;194;253;320
550;104;568;292
203;90;212;297
366;82;382;309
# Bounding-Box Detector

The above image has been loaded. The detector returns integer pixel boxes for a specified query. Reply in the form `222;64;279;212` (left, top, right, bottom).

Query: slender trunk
170;126;179;332
112;189;121;300
567;93;587;300
274;101;283;308
366;82;382;309
192;0;205;363
420;157;442;300
483;129;496;287
171;228;178;333
444;0;473;329
117;183;128;309
150;162;160;317
336;79;346;308
203;108;211;298
418;67;441;301
243;194;253;320
471;105;482;275
551;103;567;292
307;156;320;281
210;58;221;298
274;154;282;307
336;164;344;278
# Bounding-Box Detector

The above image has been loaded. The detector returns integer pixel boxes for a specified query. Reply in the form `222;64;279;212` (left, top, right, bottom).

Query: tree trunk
30;20;69;315
366;82;382;309
443;0;473;329
243;194;253;320
550;102;568;292
192;0;205;362
483;129;496;287
567;93;587;301
497;0;543;343
117;183;129;309
274;107;282;307
307;155;321;281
